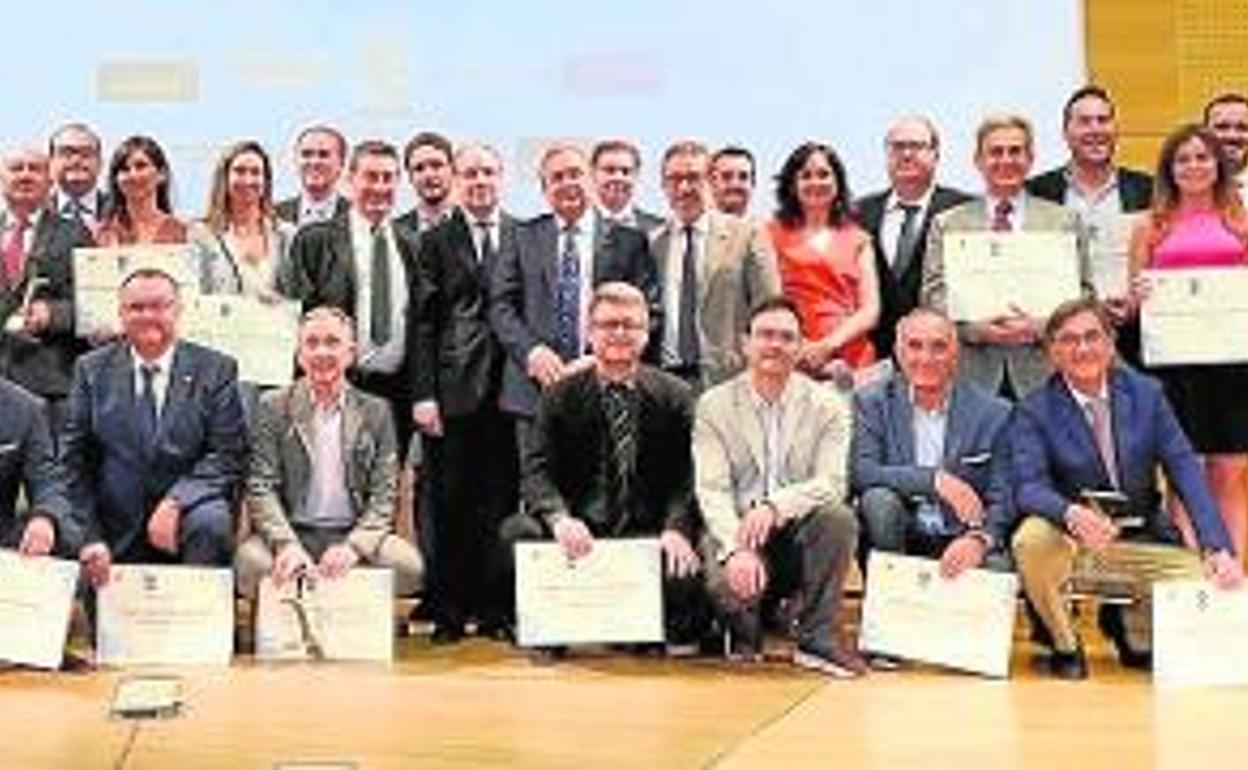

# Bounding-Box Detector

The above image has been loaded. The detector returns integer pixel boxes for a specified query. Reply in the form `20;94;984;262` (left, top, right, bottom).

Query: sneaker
793;646;868;679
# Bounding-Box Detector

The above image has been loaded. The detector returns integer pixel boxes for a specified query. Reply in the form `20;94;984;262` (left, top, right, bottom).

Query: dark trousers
425;405;518;629
113;497;233;567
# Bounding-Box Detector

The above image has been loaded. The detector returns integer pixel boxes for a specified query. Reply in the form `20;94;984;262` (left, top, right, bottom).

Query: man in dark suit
62;268;247;588
489;142;660;466
274;125;350;228
47;122;108;232
0;145;94;433
499;282;705;651
1008;298;1242;678
856;116;970;358
850;308;1012;574
591;139;663;234
287;139;420;456
0;376;75;557
394;131;455;238
410;142;519;641
1026;86;1153;363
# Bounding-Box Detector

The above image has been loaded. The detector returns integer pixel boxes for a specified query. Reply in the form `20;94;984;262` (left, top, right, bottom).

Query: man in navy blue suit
62;268;246;587
1008;297;1242;678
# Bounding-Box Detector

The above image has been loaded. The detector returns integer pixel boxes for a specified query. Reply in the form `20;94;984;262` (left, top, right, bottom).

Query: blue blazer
60;340;247;556
1012;366;1230;552
850;372;1013;545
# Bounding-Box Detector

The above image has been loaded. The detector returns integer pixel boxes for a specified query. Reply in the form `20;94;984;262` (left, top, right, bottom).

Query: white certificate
858;551;1018;678
515;538;663;647
1084;212;1140;298
96;565;234;667
255;570;393;662
1153;579;1248;687
74;245;197;336
1141;267;1248;366
181;294;300;385
943;231;1081;321
0;550;79;669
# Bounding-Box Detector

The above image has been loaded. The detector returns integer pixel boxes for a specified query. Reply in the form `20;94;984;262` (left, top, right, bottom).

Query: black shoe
431;624;465;645
531;646;567;664
1097;604;1153;670
1049;647;1089;680
1025;599;1055;648
477;621;514;643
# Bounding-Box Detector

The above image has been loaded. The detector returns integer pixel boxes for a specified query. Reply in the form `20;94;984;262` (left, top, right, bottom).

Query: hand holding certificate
859;551;1018;677
1153;578;1248;687
0;550;79;669
255;569;394;662
515;538;663;647
1140;267;1248;365
943;231;1081;322
96;565;234;666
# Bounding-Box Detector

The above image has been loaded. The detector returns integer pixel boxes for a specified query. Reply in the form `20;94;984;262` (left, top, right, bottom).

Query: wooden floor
2;626;1245;770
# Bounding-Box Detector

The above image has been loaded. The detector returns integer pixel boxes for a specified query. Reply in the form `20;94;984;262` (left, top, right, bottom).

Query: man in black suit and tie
48;123;107;231
490;142;660;468
274;125;350;227
287;139;420;456
856;116;970;358
1027;86;1153;363
394;131;456;237
0;375;76;557
62;268;247;587
410;142;519;642
0;145;94;433
591;139;663;234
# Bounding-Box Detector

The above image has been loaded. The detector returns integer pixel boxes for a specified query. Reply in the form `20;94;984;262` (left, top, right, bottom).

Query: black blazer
274;195;349;227
488;212;660;416
0;378;74;553
1025;166;1154;212
0;209;93;399
409;208;517;416
856;185;970;356
525;365;697;540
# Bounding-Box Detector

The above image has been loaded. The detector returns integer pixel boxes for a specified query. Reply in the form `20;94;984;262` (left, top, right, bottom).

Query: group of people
2;84;1248;680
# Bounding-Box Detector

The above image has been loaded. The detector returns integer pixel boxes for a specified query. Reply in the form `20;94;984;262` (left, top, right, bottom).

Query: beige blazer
651;211;780;389
920;195;1089;397
692;372;851;558
245;380;398;557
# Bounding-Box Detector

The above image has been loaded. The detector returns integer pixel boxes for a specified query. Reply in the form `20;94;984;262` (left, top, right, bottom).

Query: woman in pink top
96;135;187;246
765;141;879;381
1129;123;1248;555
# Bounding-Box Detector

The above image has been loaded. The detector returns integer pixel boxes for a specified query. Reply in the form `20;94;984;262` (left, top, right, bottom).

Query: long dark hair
104;135;174;229
1148;123;1247;244
773;141;853;228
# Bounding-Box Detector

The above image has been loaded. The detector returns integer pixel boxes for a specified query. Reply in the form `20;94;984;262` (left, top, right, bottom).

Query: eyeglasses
887;140;934;154
592;319;646;333
1052;329;1107;348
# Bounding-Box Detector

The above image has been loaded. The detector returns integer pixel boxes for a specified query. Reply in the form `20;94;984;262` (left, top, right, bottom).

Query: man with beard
395;131;455;236
709;146;757;219
47;122;107;231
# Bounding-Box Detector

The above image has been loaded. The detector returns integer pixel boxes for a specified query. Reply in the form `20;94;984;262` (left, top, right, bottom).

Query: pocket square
960;452;991;465
0;442;18;454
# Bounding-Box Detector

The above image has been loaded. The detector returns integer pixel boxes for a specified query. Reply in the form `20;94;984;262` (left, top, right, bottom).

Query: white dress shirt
661;213;708;366
879;186;935;268
301;395;353;529
131;344;178;416
349;209;408;374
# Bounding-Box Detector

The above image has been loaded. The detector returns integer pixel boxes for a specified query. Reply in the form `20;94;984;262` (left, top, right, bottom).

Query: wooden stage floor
1;631;1245;769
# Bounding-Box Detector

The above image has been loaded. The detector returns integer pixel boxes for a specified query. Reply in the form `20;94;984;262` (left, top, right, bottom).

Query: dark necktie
370;225;391;346
475;220;494;263
893;203;921;276
1086;397;1119;488
137;363;160;449
554;224;581;361
991;199;1014;233
602;382;636;531
677;224;700;366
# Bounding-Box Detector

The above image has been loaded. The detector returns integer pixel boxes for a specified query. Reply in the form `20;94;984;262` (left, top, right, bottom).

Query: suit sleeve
19;396;79;553
489;228;543;366
745;222;782;306
61;357;102;547
245;393;300;551
167;356;247;512
692;399;742;559
523;387;574;530
660;382;698;539
42;220;93;336
1011;403;1073;527
407;232;441;405
919;211;948;314
620;230;663;363
980;412;1018;551
347;402;399;557
848;390;936;497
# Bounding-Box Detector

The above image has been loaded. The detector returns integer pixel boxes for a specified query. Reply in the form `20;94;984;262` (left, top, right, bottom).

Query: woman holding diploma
97;135;187;246
765;141;880;384
1128;123;1248;556
188;140;295;300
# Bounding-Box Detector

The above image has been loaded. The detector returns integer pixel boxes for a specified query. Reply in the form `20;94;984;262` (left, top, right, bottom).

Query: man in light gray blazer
921;114;1089;400
650;140;780;391
693;296;862;677
236;306;423;597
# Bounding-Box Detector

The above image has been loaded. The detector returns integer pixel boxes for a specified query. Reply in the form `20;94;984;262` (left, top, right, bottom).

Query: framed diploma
181;294;300;386
74;245;197;337
255;570;394;662
96;565;234;667
943;231;1081;321
1140;267;1248;366
514;538;663;647
1153;579;1248;687
0;550;79;669
858;551;1018;678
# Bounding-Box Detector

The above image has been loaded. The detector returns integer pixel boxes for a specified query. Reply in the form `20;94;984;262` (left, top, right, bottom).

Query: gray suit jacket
246;380;398;557
919;195;1089;397
693;372;851;558
650;211;780;389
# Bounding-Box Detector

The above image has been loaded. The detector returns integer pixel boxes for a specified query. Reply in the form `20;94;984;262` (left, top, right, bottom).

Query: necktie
3;214;29;287
554;224;581;361
603;382;636;531
137;363;160;449
991;199;1014;233
370;225;391;346
1086;397;1119;488
475;220;495;263
893;203;921;275
677;224;700;366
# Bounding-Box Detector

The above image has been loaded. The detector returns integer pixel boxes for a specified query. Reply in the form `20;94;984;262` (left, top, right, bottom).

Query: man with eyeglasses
62;268;247;587
498;282;706;654
1204;92;1248;191
857;116;970;356
650;140;779;391
47;122;107;231
1007;298;1241;679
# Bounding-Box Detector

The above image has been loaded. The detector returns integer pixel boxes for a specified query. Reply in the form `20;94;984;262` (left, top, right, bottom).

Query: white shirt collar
885;185;935;215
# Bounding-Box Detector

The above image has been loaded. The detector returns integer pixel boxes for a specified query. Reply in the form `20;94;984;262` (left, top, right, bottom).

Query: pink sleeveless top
1151;210;1246;268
